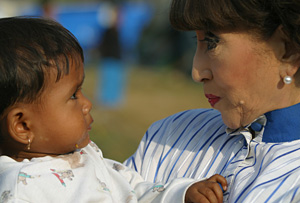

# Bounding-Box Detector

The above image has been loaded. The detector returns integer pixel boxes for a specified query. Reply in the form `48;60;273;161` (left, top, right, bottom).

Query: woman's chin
222;116;241;129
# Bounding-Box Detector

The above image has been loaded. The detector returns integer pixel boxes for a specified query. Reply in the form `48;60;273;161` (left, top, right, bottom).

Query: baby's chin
80;136;91;148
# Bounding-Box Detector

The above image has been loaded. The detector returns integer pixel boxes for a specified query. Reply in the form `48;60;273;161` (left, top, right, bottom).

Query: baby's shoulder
0;156;33;201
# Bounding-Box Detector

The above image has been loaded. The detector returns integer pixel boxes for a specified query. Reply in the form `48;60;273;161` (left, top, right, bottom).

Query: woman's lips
205;94;221;107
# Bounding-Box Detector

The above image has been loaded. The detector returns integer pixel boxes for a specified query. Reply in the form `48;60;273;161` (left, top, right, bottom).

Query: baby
0;17;226;203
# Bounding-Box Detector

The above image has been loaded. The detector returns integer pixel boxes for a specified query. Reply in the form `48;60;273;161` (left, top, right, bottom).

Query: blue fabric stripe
183;124;224;177
165;114;222;182
265;174;290;203
190;132;227;178
220;146;245;175
124;108;300;202
267;147;300;165
153;112;206;181
291;186;300;202
227;174;234;178
240;165;300;202
236;145;300;202
144;119;166;158
131;157;137;172
232;143;259;183
142;131;149;162
235;144;279;202
173;109;195;122
153;150;164;182
143;119;169;182
203;134;236;177
145;130;149;144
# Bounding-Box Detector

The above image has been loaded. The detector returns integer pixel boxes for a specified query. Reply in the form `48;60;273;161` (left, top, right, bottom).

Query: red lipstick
205;94;220;107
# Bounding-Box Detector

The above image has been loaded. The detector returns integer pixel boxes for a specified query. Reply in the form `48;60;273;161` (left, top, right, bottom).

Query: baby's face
27;61;93;155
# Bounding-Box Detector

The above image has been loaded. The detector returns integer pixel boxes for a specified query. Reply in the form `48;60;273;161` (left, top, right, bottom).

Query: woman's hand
185;174;227;203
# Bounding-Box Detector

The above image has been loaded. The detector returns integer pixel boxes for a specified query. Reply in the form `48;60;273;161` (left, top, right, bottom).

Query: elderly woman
125;0;300;202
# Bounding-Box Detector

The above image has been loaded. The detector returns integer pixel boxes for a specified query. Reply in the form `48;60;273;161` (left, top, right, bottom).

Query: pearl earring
283;76;292;84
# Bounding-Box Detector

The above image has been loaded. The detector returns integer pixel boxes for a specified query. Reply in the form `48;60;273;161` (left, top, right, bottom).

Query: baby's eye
71;92;78;100
71;88;81;100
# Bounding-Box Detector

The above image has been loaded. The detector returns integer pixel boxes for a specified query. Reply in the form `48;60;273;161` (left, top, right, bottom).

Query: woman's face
193;31;285;129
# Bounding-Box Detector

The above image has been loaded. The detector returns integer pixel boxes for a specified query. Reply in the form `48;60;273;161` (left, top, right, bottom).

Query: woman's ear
275;26;300;64
6;107;34;145
272;25;300;79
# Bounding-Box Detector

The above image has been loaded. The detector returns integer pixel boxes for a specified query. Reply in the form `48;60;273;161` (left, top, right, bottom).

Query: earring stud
283;76;292;84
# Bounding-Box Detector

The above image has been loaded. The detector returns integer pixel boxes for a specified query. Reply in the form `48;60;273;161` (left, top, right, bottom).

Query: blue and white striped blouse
124;103;300;202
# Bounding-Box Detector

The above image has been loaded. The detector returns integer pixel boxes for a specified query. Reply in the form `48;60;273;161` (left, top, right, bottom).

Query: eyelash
200;37;219;51
71;88;81;100
194;33;220;51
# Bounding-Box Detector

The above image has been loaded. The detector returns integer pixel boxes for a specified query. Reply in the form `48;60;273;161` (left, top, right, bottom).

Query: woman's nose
192;52;212;83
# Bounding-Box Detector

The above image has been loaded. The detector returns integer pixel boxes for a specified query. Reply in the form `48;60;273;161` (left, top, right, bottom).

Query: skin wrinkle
225;34;255;127
192;29;292;129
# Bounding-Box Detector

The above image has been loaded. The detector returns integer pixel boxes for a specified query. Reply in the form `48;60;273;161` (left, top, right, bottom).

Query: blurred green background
1;0;211;162
83;64;210;162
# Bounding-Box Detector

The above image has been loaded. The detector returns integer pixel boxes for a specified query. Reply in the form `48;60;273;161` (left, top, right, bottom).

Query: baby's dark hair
170;0;300;49
0;17;84;116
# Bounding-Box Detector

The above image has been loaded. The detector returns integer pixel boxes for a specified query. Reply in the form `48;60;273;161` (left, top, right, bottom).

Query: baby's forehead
46;57;83;80
46;54;83;78
35;63;83;105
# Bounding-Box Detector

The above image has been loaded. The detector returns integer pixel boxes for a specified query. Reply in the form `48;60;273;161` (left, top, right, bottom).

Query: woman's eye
208;39;218;50
200;37;219;51
198;32;220;51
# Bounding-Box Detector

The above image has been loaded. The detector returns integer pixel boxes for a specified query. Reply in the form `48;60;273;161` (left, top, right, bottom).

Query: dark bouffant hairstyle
0;17;84;116
170;0;300;49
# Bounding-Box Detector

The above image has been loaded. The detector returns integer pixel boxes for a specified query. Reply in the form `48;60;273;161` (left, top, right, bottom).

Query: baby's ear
6;107;34;145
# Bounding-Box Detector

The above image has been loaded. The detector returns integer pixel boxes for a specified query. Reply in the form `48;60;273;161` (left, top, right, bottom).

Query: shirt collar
263;102;300;143
226;102;300;143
